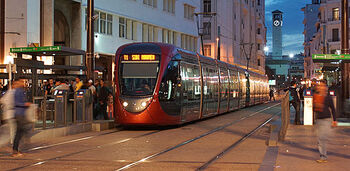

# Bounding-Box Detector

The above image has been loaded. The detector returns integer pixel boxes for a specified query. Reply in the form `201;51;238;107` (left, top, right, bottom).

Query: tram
114;43;269;126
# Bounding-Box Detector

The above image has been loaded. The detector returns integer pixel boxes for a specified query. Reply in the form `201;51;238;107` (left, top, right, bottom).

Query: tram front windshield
120;62;159;96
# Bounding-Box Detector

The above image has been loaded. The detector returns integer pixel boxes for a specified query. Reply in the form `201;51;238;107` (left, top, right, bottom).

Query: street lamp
264;46;269;54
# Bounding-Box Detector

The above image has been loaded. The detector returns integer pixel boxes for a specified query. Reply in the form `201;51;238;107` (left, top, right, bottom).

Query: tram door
180;62;201;122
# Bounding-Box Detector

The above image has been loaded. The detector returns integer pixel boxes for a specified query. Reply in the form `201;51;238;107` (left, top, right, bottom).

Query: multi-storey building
200;0;266;74
302;0;321;79
303;0;344;83
0;0;200;84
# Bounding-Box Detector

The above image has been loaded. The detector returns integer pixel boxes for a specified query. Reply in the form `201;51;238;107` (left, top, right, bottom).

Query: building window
203;22;211;40
184;4;195;20
94;11;99;32
332;28;339;41
332;8;339;21
257;0;260;6
203;0;211;13
257;44;261;50
163;0;175;13
144;0;157;8
107;14;113;35
204;45;211;56
100;12;106;34
87;10;113;35
181;34;197;52
119;17;126;38
257;28;261;34
258;59;261;66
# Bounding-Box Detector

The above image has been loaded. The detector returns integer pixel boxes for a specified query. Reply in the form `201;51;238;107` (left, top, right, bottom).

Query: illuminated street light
264;46;269;52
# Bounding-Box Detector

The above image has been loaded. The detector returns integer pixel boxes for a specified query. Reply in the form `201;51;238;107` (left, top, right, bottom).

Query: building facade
303;0;345;83
1;0;200;84
200;0;266;74
302;0;321;79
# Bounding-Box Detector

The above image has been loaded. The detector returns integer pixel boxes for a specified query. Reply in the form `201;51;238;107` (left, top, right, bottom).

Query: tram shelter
8;46;86;98
312;54;350;118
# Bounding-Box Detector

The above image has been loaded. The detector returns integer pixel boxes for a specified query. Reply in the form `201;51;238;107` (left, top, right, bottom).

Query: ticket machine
54;90;69;126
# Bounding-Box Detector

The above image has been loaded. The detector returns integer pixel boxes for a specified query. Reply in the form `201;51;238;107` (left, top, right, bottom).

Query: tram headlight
123;102;129;107
141;101;147;107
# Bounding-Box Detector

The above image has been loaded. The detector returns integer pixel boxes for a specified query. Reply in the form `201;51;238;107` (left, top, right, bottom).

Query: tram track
4;102;280;170
196;113;280;170
115;103;280;171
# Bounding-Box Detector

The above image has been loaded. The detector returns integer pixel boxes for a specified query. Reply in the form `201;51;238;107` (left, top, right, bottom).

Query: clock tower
272;10;283;58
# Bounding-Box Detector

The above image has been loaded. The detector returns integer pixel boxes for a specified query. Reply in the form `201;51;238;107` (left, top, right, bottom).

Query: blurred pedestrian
313;80;337;163
0;81;17;148
289;81;301;125
269;88;275;101
12;79;31;157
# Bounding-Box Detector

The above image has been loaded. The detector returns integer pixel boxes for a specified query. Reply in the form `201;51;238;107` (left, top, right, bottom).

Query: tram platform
260;108;350;171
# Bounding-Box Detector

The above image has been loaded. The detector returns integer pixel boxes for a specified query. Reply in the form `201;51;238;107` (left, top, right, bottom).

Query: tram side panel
219;66;229;114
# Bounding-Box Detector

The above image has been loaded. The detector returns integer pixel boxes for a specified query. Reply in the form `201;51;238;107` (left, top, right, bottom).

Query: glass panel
120;62;159;96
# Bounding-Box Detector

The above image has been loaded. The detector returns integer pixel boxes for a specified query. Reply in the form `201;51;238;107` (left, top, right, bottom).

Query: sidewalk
275;124;350;170
272;104;350;171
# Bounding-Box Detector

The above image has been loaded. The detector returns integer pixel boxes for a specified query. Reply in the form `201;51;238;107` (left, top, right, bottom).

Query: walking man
313;80;337;163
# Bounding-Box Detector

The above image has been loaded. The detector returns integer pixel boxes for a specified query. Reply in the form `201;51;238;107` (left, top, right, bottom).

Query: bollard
304;90;313;125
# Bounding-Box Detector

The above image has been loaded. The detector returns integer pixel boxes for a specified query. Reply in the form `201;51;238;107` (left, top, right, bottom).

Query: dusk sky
265;0;308;56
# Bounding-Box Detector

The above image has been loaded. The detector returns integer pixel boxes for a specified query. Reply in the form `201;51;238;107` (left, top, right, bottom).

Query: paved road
0;102;280;171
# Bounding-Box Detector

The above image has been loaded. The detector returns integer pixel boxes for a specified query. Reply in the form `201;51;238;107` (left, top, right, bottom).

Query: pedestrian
288;81;301;125
12;79;31;157
88;80;96;96
313;80;337;163
74;77;83;92
53;79;70;91
45;78;55;96
96;79;112;120
269;88;275;101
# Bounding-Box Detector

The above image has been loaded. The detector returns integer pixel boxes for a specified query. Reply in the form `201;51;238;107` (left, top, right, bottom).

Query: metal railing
279;91;290;141
32;91;93;130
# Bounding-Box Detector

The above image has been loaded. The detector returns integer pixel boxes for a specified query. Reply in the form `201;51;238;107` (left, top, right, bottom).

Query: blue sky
265;0;308;55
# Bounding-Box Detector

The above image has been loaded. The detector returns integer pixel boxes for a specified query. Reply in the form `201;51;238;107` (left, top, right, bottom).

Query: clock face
273;20;280;27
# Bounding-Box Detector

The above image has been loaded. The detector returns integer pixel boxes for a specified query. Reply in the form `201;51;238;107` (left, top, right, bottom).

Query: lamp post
86;0;94;81
194;12;216;55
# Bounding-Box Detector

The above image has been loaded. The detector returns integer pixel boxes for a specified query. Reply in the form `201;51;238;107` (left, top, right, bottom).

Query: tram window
119;63;159;96
159;59;181;116
181;63;200;101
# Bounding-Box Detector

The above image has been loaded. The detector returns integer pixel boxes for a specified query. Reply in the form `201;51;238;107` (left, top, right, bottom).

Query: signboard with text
10;46;62;53
312;54;350;63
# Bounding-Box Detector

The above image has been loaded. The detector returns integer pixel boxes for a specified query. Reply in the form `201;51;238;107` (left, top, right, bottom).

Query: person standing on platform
289;81;301;125
313;80;337;163
74;77;83;92
12;79;31;157
97;79;112;120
